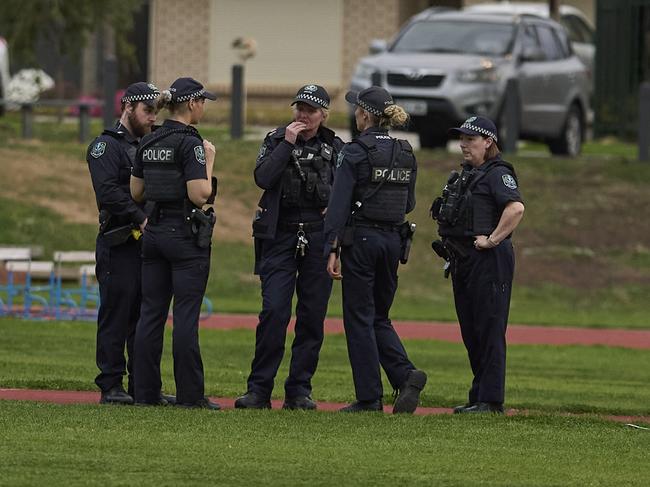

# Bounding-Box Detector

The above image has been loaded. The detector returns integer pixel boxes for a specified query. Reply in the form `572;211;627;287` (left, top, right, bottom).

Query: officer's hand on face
139;218;148;232
327;253;342;280
285;121;307;145
203;140;216;166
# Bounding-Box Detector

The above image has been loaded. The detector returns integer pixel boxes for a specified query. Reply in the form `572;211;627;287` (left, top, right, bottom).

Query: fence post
639;82;650;162
79;103;90;143
103;58;118;129
21;103;34;139
502;78;520;154
230;64;244;139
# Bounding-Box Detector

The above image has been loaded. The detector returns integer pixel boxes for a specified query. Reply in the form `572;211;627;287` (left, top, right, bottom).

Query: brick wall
149;0;211;88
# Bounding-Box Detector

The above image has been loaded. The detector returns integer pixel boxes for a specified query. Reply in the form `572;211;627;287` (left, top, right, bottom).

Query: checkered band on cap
295;92;329;108
460;122;498;141
357;98;383;117
121;91;160;103
176;89;207;103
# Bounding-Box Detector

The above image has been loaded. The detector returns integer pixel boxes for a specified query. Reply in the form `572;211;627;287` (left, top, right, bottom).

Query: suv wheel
548;105;583;157
418;130;447;149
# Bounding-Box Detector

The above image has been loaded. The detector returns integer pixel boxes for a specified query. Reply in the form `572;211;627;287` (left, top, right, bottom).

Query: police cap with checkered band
448;115;498;142
121;82;160;107
344;86;395;117
291;84;330;109
169;77;217;103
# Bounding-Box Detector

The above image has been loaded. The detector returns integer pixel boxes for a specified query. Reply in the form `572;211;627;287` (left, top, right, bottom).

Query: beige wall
149;0;210;88
207;0;344;96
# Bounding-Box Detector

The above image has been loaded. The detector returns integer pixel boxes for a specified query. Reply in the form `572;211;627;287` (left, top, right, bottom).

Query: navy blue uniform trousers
95;235;141;394
452;240;514;404
248;229;332;398
134;213;210;404
340;227;415;402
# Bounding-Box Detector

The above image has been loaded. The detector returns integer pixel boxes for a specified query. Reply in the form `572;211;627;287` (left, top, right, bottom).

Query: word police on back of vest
141;147;175;163
372;167;412;184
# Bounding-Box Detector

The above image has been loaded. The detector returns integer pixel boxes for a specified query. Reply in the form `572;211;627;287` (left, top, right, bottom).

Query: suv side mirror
520;45;545;63
369;39;388;54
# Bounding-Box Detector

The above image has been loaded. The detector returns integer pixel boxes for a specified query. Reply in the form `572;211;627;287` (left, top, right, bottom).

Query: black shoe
457;402;504;414
339;400;383;413
100;386;134;405
282;395;317;410
176;397;221;410
393;369;427;414
160;393;176;406
234;391;272;409
453;403;475;414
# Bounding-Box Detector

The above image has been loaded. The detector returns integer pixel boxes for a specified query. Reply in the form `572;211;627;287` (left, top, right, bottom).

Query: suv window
392;20;515;56
562;14;594;44
534;25;567;60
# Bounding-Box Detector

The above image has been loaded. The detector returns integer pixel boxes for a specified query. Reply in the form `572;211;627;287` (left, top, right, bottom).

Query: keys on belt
295;223;309;258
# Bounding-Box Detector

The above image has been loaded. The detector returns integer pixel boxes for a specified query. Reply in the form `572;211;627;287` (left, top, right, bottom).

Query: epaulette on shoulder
268;126;286;139
101;128;123;140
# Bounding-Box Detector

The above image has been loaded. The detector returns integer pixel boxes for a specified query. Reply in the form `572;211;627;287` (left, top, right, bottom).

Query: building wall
148;0;211;88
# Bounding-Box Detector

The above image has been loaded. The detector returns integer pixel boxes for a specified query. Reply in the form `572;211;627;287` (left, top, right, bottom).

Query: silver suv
349;9;590;155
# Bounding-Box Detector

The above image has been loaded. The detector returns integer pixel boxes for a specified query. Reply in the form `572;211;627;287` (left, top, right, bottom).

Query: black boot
393;369;427;414
282;395;317;410
339;400;383;413
234;391;272;409
456;402;504;414
99;386;134;405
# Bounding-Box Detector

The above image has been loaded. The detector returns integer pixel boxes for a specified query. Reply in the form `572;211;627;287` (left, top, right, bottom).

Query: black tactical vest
433;159;516;238
138;127;201;203
101;129;136;190
353;134;415;223
280;143;333;209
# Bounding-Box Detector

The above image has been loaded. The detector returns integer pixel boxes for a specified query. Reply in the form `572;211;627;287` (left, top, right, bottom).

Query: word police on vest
142;147;174;163
372;167;412;183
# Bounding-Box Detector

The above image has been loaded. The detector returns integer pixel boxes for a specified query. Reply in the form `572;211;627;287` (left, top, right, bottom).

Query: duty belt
278;220;324;233
355;221;400;232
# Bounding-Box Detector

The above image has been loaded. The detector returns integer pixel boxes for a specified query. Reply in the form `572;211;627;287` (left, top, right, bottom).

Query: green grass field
1;401;648;487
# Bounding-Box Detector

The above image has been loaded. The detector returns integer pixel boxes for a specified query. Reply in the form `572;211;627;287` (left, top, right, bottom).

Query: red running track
1;389;648;426
200;314;650;349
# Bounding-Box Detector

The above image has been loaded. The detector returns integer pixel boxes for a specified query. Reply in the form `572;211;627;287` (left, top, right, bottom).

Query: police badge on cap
121;82;160;107
291;84;330;109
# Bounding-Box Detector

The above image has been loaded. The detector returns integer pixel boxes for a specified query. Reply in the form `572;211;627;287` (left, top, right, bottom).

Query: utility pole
549;0;560;21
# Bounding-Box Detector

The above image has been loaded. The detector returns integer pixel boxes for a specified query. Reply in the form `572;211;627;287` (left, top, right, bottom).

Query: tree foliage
0;0;144;64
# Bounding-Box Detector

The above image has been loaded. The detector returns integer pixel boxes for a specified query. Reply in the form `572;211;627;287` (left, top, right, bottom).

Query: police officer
431;116;525;414
87;82;160;405
235;85;343;410
324;86;427;413
130;77;219;409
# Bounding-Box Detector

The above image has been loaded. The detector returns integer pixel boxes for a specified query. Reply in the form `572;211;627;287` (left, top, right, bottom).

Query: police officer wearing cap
235;84;343;410
324;86;427;413
130;77;219;409
86;82;162;405
431;116;525;414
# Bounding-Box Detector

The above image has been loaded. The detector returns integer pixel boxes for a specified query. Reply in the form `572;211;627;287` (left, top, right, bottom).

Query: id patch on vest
194;146;206;165
502;174;517;189
90;141;106;159
372;167;412;184
141;147;175;163
336;151;345;168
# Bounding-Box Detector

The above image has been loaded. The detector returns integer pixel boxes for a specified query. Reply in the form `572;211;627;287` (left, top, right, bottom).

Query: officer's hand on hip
203;140;216;166
327;253;342;280
285;121;306;145
474;235;497;250
139;218;148;232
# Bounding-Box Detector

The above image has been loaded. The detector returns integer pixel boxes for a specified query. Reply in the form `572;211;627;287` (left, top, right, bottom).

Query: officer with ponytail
324;86;427;413
431;116;525;414
130;77;219;409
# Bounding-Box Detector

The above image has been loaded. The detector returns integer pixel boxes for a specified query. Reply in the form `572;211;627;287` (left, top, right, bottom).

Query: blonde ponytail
156;90;173;111
381;104;409;129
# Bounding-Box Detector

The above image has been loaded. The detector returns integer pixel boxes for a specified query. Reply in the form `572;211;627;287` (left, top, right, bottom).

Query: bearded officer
87;82;162;405
235;84;344;410
431;116;525;414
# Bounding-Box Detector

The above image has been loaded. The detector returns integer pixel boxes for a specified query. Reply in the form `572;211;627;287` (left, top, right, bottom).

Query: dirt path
1;388;647;426
201;314;650;349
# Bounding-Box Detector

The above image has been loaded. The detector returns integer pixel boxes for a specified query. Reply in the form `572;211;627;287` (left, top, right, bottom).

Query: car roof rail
412;6;456;21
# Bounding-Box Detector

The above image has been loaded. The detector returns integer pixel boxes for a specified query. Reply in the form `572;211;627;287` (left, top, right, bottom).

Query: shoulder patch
336;151;345;168
194;145;206;165
90;141;106;159
502;174;517;189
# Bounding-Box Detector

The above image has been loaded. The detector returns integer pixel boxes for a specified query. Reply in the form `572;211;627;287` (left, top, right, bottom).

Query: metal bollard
502;78;520;154
638;82;650;162
79;103;90;143
21;103;34;139
231;64;244;140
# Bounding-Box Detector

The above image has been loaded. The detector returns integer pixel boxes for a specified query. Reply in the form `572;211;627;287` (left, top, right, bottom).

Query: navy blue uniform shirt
87;123;147;226
132;119;208;182
323;127;417;251
253;124;343;240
